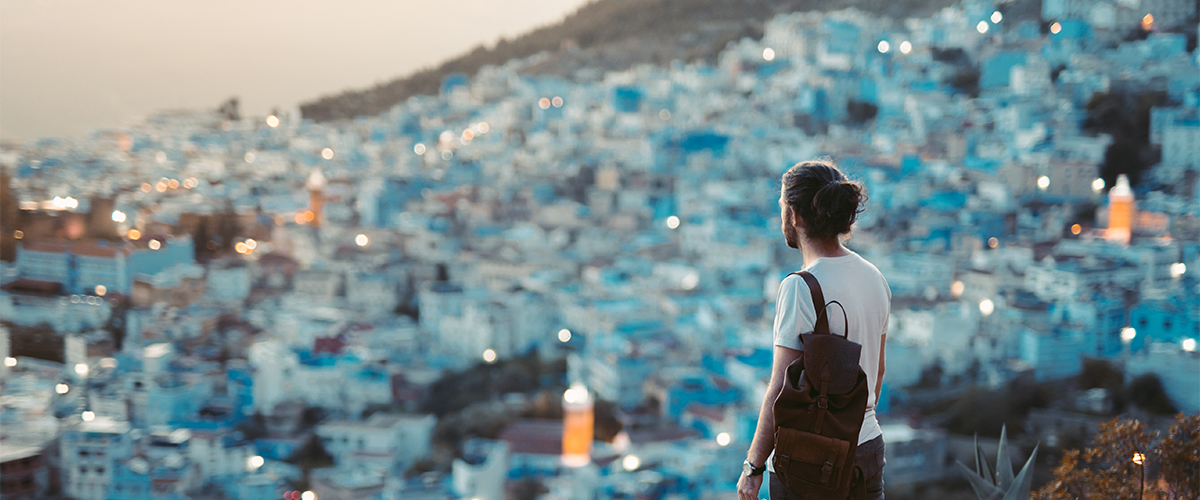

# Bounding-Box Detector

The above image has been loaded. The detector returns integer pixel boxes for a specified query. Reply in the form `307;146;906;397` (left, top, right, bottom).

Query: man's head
779;159;867;249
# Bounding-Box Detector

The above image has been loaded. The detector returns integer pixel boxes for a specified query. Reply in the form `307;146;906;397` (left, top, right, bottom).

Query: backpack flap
774;426;851;490
800;333;863;395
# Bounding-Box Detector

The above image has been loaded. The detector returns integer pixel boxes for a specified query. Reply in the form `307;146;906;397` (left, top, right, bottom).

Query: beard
783;223;801;249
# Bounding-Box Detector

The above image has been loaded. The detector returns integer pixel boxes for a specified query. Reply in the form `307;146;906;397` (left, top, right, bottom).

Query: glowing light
245;239;257;250
762;47;776;61
1092;178;1105;192
234;242;249;254
295;213;307;225
266;115;280;128
14;230;23;239
1141;14;1153;30
301;492;316;500
355;234;369;247
622;455;640;471
979;299;995;316
1050;22;1062;34
899;41;912;54
247;456;264;470
877;41;890;53
148;239;161;250
414;143;427;155
303;211;315;222
156;181;168;193
245;152;256;163
1132;452;1145;465
75;363;89;376
681;271;699;290
659;109;671;120
478;122;489;134
81;411;95;422
666;215;680;229
3;357;15;367
977;21;989;33
141;183;152;193
951;280;965;297
991;11;1002;23
482;349;497;363
558;329;572;343
462;129;475;141
1170;262;1187;278
156;151;167;164
716;432;731;447
56;383;69;394
1037;176;1050;190
441;150;453;161
1183;338;1196;352
1121;327;1137;342
111;210;126;223
1071;224;1082;235
988;237;999;249
563;387;585;404
551;96;563;108
538;98;551;110
128;229;141;240
168;179;179;189
321;148;334;160
95;285;107;297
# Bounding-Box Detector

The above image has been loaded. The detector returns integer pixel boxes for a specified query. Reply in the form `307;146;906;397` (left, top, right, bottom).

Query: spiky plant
956;425;1040;500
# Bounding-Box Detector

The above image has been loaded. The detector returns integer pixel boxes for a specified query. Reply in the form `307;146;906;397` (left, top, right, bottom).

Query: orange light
295;213;307;225
303;210;315;222
128;229;141;240
538;98;551;110
168;179;179;189
1050;22;1061;34
235;242;248;254
1071;224;1082;235
266;115;280;128
156;182;167;193
13;230;23;240
1141;14;1153;31
988;237;999;248
141;183;152;193
148;239;161;250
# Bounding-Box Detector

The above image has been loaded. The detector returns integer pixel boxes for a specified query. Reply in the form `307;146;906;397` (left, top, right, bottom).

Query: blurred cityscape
1;0;1199;499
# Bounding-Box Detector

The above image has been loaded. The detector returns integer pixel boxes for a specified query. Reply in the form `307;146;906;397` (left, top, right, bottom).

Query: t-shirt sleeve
773;274;816;351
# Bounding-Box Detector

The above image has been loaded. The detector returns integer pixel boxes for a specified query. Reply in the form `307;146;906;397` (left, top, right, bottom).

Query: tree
1033;414;1200;500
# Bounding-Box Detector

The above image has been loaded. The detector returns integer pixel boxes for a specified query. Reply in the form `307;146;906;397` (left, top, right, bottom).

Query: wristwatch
743;459;765;477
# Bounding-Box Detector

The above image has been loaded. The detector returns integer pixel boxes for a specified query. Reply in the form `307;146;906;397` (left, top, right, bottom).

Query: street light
1132;452;1145;500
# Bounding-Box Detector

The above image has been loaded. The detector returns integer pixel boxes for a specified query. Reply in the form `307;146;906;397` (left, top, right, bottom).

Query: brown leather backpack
772;271;870;500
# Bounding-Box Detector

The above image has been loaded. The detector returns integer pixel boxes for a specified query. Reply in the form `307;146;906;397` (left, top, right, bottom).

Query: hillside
298;0;958;122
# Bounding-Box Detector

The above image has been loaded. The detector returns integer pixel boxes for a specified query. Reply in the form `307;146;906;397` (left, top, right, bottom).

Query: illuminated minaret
306;169;326;227
561;382;593;467
1105;174;1135;244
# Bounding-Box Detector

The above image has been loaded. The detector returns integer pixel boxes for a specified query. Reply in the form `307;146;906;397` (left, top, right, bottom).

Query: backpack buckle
821;461;834;483
817;395;829;409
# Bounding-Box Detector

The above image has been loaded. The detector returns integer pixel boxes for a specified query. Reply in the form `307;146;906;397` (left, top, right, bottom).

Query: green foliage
956;426;1039;500
943;375;1060;437
1127;374;1177;415
1084;90;1171;189
299;0;958;122
1034;415;1199;500
420;350;565;416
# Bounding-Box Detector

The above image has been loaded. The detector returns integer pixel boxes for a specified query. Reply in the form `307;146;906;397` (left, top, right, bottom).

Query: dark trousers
768;435;885;500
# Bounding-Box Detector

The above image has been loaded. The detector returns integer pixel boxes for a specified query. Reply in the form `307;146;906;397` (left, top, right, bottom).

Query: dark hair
781;159;867;241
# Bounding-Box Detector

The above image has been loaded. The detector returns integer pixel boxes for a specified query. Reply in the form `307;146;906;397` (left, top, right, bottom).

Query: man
737;160;890;500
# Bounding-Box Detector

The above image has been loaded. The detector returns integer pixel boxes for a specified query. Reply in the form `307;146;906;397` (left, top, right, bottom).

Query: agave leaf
996;425;1015;491
975;434;994;486
956;461;1004;500
1000;444;1039;500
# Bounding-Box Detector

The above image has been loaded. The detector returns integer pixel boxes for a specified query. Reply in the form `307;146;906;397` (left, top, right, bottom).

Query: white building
451;439;510;500
316;413;436;471
59;418;133;500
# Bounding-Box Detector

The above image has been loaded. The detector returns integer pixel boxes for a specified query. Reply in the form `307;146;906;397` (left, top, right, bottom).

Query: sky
0;0;591;141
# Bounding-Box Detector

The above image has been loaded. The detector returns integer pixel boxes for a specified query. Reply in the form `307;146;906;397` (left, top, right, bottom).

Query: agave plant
956;425;1039;500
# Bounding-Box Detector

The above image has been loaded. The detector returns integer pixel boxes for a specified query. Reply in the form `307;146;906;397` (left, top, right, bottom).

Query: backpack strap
787;271;848;337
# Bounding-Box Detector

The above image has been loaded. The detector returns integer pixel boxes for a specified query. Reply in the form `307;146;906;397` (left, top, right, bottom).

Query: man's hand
736;472;763;500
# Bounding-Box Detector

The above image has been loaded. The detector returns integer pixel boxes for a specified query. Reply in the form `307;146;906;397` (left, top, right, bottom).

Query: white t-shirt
766;251;890;472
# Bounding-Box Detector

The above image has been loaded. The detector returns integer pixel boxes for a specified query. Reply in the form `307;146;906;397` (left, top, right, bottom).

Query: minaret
306;169;326;227
561;382;593;467
1105;174;1135;244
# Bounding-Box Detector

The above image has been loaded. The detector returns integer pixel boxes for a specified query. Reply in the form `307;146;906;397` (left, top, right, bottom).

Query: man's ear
789;206;803;228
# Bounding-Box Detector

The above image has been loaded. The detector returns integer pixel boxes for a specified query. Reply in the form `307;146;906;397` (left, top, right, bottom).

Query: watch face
743;461;752;476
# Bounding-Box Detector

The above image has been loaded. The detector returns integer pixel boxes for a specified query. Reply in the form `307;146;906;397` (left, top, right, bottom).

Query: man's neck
801;239;849;268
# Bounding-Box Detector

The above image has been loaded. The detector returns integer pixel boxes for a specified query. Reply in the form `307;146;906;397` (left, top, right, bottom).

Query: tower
306;169;326;227
1105;174;1135;244
561;382;593;467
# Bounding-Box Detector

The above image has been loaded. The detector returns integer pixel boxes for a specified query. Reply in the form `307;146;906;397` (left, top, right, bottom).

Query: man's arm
746;345;802;467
